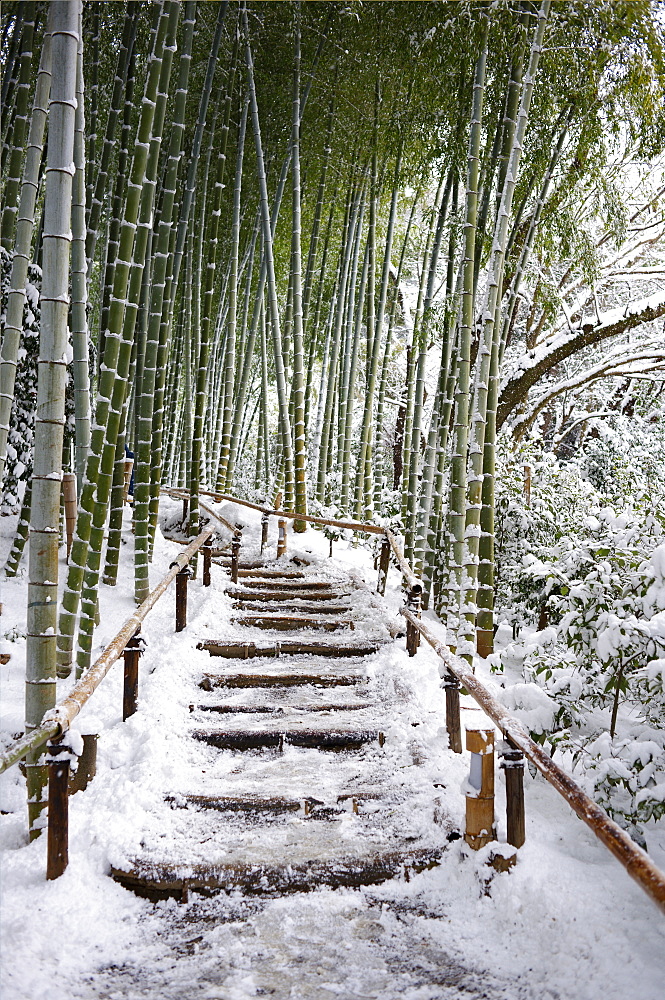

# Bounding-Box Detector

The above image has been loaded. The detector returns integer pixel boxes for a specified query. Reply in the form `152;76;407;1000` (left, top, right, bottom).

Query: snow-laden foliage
0;247;40;514
494;443;665;841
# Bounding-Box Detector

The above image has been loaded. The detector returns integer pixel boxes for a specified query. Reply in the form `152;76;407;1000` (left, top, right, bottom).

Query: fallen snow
0;499;663;999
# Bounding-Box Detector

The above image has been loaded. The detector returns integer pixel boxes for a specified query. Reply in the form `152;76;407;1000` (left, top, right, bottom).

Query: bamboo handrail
162;485;386;535
161;487;241;536
0;527;214;775
385;529;422;594
401;607;665;914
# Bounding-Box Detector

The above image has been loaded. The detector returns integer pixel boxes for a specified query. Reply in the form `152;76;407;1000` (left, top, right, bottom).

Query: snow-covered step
231;598;352;613
191;726;385;751
111;847;442;902
197;640;383;659
231;612;356;632
199;669;367;690
229;586;351;602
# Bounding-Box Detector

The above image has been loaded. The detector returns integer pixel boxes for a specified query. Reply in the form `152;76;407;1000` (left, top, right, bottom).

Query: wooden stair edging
197;640;382;659
110;848;443;901
191;728;385;751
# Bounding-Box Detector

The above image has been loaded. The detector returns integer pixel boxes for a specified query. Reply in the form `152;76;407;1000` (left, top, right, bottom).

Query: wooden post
260;513;269;554
442;670;462;753
182;497;189;524
501;741;526;848
523;464;531;507
123;631;144;720
123;458;134;503
377;536;390;595
69;734;98;794
202;537;212;587
405;586;421;657
231;531;241;584
62;472;77;562
464;727;496;850
276;519;287;559
175;565;191;632
46;740;71;880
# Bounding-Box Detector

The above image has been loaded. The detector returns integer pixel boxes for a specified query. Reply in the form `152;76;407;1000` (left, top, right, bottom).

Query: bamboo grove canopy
1;1;664;836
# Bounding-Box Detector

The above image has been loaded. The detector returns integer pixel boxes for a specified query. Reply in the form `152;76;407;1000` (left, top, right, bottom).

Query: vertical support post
377;535;390;595
182;497;189;524
260;512;269;554
123;630;144;720
442;670;462;753
231;531;241;584
202;536;212;587
500;740;525;848
175;564;191;633
68;734;98;794
277;518;287;558
405;587;422;657
464;727;496;850
62;472;77;562
123;458;134;503
46;740;71;880
523;464;531;507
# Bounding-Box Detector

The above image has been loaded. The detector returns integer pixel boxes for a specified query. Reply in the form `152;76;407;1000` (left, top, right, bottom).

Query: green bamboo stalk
71;21;90;493
133;0;195;603
56;2;171;677
76;4;180;670
217;98;248;487
3;478;31;577
340;230;370;511
149;1;229;537
1;2;35;251
446;18;488;647
95;35;137;372
317;180;362;503
84;4;137;275
83;6;99;229
0;27;51;482
242;4;294;508
25;0;80;840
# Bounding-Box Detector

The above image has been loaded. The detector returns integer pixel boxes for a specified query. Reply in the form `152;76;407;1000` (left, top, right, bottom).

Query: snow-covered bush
500;527;665;841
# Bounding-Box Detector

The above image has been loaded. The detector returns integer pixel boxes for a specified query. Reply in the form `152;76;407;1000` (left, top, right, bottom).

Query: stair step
238;580;340;591
233;568;306;579
195;702;370;714
233;614;355;632
200;672;365;690
192;728;384;751
229;587;348;602
111;848;442;901
197;640;380;658
167;793;302;815
232;601;352;614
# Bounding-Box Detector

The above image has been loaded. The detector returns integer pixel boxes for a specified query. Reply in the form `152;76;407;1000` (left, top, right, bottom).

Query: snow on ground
1;499;664;1000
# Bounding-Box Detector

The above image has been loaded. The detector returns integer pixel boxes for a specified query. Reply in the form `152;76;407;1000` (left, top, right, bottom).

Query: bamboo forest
1;2;665;998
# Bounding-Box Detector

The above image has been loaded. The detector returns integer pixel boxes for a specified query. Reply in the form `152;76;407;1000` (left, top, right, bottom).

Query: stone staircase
111;556;447;902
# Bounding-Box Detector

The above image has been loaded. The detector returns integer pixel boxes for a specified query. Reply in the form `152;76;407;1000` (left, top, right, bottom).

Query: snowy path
1;505;664;999
111;556;447;900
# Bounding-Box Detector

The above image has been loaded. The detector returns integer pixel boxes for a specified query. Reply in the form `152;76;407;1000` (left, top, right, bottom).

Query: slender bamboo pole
25;0;80;840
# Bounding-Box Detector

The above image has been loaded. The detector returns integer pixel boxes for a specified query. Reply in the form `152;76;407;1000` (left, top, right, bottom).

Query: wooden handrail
385;529;422;594
0;527;214;775
162;485;386;535
401;607;665;914
162;487;242;536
